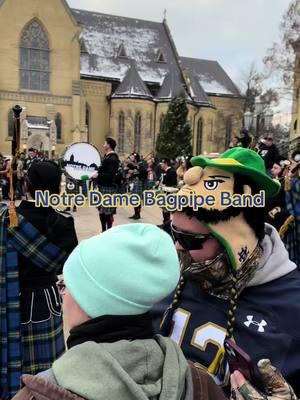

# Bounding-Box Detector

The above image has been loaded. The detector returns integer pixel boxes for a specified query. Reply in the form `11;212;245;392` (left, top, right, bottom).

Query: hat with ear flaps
178;148;280;271
172;148;280;378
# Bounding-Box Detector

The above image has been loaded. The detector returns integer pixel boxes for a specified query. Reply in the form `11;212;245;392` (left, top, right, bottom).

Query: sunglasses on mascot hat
170;223;211;250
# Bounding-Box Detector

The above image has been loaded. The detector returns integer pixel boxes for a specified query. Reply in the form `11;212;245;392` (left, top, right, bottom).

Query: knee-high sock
99;213;107;232
162;211;170;223
135;205;141;216
106;213;114;229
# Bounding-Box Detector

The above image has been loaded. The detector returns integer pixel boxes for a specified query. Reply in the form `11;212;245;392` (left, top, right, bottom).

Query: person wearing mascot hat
155;147;300;397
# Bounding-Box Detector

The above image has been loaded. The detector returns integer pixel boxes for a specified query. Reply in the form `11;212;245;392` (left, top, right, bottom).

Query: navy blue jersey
153;269;300;396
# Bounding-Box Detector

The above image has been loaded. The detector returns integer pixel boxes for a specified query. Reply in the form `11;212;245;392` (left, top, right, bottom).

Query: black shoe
129;214;136;219
132;214;141;220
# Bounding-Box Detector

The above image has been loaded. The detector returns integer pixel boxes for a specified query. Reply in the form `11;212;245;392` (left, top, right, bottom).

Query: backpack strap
18;374;85;400
188;362;228;400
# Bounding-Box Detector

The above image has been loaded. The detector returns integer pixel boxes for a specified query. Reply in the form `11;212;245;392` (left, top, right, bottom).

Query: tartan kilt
98;185;118;214
21;314;65;375
131;178;144;200
144;180;156;191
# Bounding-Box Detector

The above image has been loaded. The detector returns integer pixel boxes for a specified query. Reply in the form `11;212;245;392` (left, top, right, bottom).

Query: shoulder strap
188;362;228;400
189;362;203;400
21;374;85;400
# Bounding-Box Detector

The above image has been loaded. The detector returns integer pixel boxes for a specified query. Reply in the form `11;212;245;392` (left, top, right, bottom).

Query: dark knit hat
27;161;61;191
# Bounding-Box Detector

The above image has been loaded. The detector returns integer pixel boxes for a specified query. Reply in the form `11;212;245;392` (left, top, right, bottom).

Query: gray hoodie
248;223;297;286
39;335;193;400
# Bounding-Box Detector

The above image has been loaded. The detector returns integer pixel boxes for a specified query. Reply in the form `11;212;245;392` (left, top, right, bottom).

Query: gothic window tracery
20;20;50;91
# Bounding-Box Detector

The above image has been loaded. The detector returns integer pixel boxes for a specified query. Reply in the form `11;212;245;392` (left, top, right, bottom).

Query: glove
230;359;297;400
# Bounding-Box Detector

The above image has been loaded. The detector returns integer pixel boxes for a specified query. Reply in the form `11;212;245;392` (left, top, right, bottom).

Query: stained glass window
225;117;232;149
55;113;62;140
160;113;165;133
118;112;125;153
196;118;203;155
134;113;142;154
20;20;50;91
8;109;14;138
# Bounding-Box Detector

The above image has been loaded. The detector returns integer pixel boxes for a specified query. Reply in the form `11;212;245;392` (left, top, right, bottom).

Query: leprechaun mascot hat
191;147;280;198
179;147;280;271
169;147;281;378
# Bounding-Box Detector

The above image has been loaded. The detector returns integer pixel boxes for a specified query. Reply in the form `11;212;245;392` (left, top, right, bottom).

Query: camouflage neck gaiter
179;243;263;300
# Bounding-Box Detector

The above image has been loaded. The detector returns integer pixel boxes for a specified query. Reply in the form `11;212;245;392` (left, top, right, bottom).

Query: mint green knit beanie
63;223;180;318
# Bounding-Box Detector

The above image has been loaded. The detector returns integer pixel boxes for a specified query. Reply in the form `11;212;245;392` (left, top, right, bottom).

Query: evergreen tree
156;96;192;159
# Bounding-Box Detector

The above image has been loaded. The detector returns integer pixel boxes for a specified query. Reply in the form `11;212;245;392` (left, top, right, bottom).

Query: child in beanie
12;224;226;400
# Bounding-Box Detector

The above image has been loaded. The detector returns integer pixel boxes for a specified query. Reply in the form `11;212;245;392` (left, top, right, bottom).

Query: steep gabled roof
112;62;153;99
185;72;213;106
72;8;183;85
180;57;241;97
156;71;190;100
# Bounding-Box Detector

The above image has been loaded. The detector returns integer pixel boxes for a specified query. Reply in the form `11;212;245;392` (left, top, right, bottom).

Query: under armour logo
244;315;267;332
238;246;249;263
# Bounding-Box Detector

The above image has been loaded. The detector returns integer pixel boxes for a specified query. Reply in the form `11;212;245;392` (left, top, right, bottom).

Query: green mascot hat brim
192;147;280;198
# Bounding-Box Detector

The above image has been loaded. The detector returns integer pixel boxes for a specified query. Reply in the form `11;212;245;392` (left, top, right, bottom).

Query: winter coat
97;152;119;187
153;223;300;396
12;335;227;400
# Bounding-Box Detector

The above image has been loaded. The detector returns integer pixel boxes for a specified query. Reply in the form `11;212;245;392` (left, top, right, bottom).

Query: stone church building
0;0;244;158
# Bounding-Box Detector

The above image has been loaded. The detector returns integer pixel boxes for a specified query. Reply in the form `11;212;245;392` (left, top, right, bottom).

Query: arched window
225;117;232;149
196;118;203;155
118;112;125;153
134;113;142;153
85;103;91;142
160;113;165;133
8;109;14;138
147;113;153;138
55;113;62;140
20;20;50;91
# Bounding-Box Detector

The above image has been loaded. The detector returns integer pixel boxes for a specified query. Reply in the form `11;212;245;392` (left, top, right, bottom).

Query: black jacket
265;178;289;230
259;145;279;170
163;167;177;187
17;201;78;323
97;152;119;187
239;135;252;148
17;201;78;289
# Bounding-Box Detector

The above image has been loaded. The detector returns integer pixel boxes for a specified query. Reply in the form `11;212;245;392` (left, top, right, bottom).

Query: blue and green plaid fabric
285;178;300;266
131;177;144;199
98;185;118;214
0;205;68;399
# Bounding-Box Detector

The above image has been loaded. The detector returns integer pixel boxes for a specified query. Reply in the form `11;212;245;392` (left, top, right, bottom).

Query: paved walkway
73;204;163;241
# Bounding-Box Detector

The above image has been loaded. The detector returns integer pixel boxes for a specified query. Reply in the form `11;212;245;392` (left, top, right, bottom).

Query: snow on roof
187;74;213;106
180;57;241;97
27;116;49;130
157;71;189;100
27;123;48;130
72;8;240;102
112;62;153;99
72;8;182;85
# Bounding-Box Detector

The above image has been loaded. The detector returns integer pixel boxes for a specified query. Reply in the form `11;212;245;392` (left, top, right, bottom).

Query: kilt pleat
144;180;156;191
98;185;118;214
21;314;65;375
130;178;144;199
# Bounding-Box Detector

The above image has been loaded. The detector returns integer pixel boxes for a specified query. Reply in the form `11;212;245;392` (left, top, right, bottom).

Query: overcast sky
68;0;289;89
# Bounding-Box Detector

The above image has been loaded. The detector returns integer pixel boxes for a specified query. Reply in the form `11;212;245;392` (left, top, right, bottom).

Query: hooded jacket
153;224;300;395
12;335;227;400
